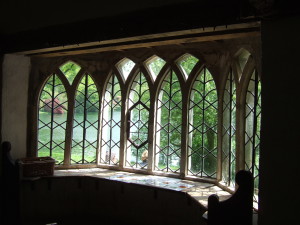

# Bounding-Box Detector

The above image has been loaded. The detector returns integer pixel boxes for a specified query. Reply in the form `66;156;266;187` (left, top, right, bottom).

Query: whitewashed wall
2;54;30;160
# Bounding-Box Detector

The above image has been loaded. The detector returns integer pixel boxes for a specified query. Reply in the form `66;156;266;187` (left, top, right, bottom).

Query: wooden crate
19;157;55;177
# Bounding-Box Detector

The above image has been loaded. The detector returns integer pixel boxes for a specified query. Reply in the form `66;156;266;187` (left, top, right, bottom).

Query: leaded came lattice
222;69;237;185
38;74;68;164
126;72;150;169
188;68;217;178
71;74;99;164
101;74;122;165
245;70;261;202
155;70;182;173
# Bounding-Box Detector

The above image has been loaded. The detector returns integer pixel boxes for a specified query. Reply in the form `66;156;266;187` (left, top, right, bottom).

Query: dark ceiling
0;0;299;54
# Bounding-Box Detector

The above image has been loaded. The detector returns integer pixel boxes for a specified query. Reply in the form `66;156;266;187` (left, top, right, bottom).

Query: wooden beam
14;22;260;57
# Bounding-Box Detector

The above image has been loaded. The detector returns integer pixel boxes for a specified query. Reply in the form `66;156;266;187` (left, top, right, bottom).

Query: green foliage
60;61;81;84
75;75;99;113
179;54;199;77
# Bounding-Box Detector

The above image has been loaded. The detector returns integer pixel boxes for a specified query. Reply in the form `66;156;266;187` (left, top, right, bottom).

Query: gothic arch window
222;68;237;186
177;54;199;80
187;67;218;178
155;69;182;173
145;55;166;81
126;71;150;169
59;61;81;85
33;42;261;206
245;69;261;202
38;74;68;165
116;58;136;81
71;74;100;164
100;73;122;165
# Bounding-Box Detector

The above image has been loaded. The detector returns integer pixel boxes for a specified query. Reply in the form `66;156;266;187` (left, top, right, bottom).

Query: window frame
28;42;261;195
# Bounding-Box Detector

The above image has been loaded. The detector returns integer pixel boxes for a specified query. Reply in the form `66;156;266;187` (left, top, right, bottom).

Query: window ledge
49;168;231;209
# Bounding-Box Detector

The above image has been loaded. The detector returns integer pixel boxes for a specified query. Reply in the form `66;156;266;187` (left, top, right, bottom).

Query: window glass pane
222;70;236;186
126;72;150;169
245;70;261;202
237;49;250;73
155;70;182;173
188;68;217;178
145;56;166;80
177;54;199;79
38;74;68;164
59;61;81;85
71;74;99;164
101;74;121;165
117;58;135;81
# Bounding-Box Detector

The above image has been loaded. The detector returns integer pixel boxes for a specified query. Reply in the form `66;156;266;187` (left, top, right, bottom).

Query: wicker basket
19;157;55;177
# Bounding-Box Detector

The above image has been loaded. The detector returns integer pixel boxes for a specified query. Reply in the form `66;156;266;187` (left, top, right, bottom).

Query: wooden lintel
31;31;260;58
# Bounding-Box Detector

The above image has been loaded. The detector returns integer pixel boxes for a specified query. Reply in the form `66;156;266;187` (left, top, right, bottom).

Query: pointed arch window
155;70;182;173
126;72;150;169
187;68;218;178
71;74;99;164
117;58;135;81
38;74;68;165
236;48;251;81
245;70;261;202
177;54;199;79
145;55;166;81
222;69;237;185
59;61;81;85
101;74;122;165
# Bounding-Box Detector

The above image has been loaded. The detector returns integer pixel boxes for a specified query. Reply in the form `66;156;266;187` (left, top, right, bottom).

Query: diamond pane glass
101;74;121;165
71;74;99;164
245;70;261;202
59;61;81;85
126;72;150;169
222;69;236;186
155;70;182;173
178;54;199;79
145;56;166;80
117;58;135;81
188;68;217;178
38;74;68;165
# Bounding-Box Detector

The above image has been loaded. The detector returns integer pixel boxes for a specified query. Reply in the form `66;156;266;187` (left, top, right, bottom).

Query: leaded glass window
126;72;150;169
71;74;99;164
177;54;199;79
101;74;122;165
236;48;251;81
117;58;135;81
222;69;237;185
38;74;68;164
145;55;166;81
155;70;182;173
187;68;217;177
245;70;261;202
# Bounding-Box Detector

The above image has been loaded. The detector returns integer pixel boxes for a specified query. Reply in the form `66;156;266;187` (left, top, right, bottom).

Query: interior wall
260;15;300;225
1;54;30;160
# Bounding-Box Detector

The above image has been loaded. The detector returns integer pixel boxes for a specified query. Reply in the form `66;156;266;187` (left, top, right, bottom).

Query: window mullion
180;80;188;178
63;85;74;166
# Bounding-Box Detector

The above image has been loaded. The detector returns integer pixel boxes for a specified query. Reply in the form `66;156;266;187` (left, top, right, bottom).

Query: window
245;69;261;202
71;74;99;164
38;74;68;165
222;68;237;186
188;67;218;178
126;72;150;169
101;74;122;165
155;69;182;173
34;42;261;202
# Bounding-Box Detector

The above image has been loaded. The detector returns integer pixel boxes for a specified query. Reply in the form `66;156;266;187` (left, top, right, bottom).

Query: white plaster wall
2;54;30;160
